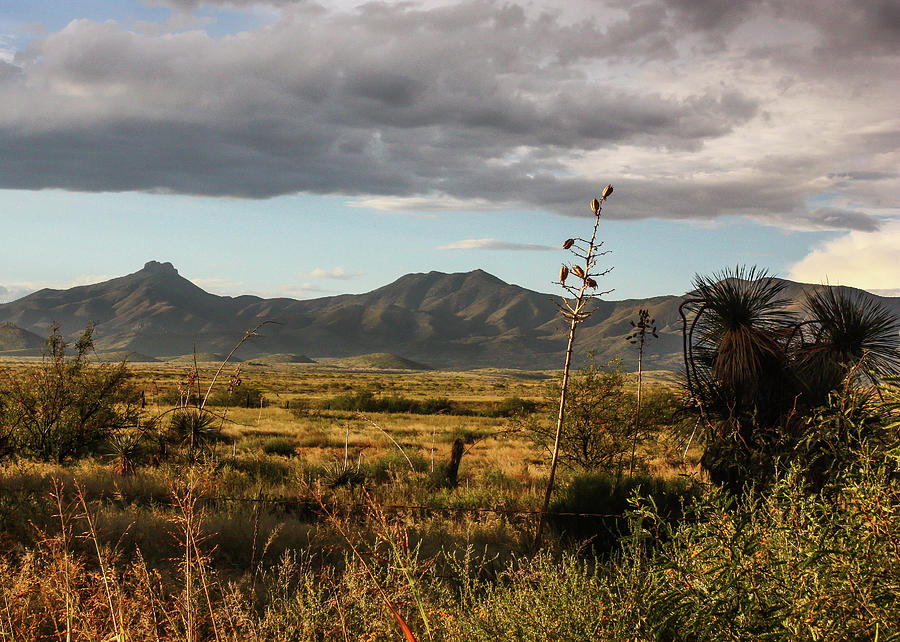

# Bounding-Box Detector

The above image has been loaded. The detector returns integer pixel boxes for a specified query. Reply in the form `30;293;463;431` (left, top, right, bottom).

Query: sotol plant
680;266;900;493
534;185;614;548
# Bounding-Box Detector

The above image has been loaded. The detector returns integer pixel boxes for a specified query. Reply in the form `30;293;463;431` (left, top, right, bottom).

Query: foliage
167;408;224;460
681;266;900;493
791;374;899;492
611;453;900;640
322;459;366;489
203;384;268;409
530;360;671;474
0;325;139;463
0;358;898;639
260;436;297;456
321;390;458;415
487;396;538;418
106;428;146;476
549;471;698;553
4;442;898;640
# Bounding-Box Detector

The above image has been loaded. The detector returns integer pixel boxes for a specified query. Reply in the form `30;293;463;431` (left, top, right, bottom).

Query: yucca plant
107;429;146;476
168;408;222;461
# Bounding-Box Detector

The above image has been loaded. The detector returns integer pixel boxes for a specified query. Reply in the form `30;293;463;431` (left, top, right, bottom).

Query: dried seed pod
586;278;598;288
571;265;585;279
602;184;613;199
559;265;569;283
590;198;601;214
562;238;575;249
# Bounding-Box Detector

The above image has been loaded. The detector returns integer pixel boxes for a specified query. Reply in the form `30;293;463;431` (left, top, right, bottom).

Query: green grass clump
260;436;298;456
550;472;699;552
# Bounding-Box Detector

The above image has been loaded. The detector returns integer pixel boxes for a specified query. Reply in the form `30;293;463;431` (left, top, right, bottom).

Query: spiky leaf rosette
685;267;797;415
795;287;900;398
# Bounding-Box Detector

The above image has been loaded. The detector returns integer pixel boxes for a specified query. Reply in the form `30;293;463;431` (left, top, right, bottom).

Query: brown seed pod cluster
571;265;585;279
563;238;575;249
602;184;614;199
590;198;601;214
559;265;569;283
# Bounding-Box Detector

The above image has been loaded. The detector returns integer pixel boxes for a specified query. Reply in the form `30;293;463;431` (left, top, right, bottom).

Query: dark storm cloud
0;0;895;230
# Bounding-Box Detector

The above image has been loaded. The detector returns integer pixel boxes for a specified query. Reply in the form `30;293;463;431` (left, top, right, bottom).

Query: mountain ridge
1;262;896;370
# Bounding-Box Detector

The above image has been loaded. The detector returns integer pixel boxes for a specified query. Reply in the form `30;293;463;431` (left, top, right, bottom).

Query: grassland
0;359;896;640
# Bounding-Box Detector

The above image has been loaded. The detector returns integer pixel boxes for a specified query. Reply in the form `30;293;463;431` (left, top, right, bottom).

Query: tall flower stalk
627;309;657;475
533;186;614;548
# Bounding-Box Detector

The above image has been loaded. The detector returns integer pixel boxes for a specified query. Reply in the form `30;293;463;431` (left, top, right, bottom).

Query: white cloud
0;284;31;303
70;274;116;286
0;274;114;302
192;277;335;299
348;196;508;213
304;267;364;280
436;238;556;251
190;277;244;294
788;218;900;291
278;282;334;299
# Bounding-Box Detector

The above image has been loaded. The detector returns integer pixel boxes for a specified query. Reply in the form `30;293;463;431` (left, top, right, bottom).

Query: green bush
550;472;698;553
261;436;297;456
488;396;538;417
319;390;462;415
531;360;641;473
205;384;268;408
0;325;139;463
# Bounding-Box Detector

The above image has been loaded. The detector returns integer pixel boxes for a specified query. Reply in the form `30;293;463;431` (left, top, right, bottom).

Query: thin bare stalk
682;416;701;460
627;309;657;476
135;549;162;642
344;424;350;469
171;474;208;642
75;483;123;640
200;321;274;410
191;537;221;642
358;413;415;471
185;504;193;642
631;339;642;474
51;479;74;642
303;481;419;641
2;593;16;641
430;425;436;473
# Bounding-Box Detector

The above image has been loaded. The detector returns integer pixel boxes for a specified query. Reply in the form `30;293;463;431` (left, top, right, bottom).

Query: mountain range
1;261;897;370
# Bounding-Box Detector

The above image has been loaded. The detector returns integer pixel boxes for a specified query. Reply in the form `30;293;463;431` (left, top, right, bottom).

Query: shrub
610;452;900;639
550;471;698;553
531;360;640;474
167;408;224;459
319;390;461;415
205;384;267;408
0;325;139;463
488;396;538;417
261;436;298;456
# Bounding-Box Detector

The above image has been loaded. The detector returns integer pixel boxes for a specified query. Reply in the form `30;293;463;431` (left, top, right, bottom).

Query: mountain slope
0;263;896;370
0;322;45;355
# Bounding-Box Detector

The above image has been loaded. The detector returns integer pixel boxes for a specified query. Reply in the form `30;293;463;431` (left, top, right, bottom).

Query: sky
0;0;897;303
